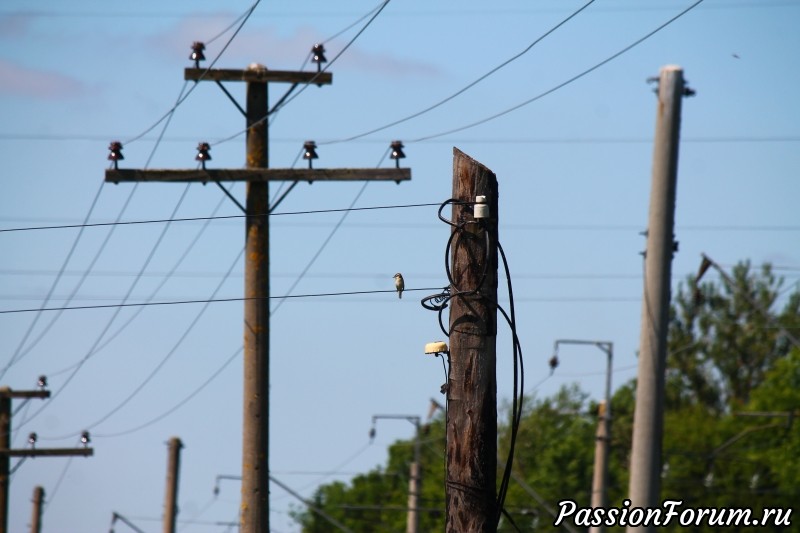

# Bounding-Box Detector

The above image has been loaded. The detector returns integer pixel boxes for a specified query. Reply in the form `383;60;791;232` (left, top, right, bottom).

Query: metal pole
163;437;182;533
30;486;44;533
242;63;270;533
627;65;685;532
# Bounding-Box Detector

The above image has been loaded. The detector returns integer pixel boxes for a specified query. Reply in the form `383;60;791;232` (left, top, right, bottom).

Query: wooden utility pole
0;387;93;533
105;59;409;533
627;65;690;532
0;391;8;533
29;486;44;533
163;437;182;533
446;148;498;532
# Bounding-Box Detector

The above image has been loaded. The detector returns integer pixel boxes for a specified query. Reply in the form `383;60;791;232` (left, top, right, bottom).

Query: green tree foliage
667;260;800;411
295;262;799;532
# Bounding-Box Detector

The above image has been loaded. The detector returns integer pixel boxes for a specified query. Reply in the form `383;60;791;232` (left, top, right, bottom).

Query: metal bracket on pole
215;81;247;117
214;181;247;214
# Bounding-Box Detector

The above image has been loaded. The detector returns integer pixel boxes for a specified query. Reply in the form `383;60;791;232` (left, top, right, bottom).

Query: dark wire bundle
420;198;525;531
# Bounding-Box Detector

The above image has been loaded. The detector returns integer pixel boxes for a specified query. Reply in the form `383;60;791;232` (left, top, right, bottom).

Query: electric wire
271;149;390;314
275;441;374;497
16;184;193;430
421;197;525;526
269;147;304;206
321;0;597;145
321;1;386;44
74;186;236;366
0;203;442;233
10;399;32;448
42;454;75;515
177;496;218;533
1;77;192;378
205;2;255;45
92;345;243;439
408;0;706;143
41;246;246;440
495;241;525;525
123;0;262;146
42;189;235;381
0;288;443;315
267;0;390;116
0;182;104;382
211;0;391;147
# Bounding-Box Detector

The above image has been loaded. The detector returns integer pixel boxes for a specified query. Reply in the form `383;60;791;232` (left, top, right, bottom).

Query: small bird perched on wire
393;273;404;299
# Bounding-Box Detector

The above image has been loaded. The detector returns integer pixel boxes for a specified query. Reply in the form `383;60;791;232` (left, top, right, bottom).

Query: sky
1;0;799;531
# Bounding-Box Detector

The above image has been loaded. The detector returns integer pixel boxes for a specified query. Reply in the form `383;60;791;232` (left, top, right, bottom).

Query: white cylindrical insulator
474;195;489;219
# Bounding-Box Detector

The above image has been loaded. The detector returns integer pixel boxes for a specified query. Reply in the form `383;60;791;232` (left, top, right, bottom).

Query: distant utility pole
105;48;410;533
0;387;94;533
446;148;498;532
370;414;421;533
627;65;692;531
29;486;44;533
553;339;613;533
163;437;183;533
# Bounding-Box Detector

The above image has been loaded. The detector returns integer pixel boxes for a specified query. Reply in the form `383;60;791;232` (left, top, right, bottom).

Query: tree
667;261;800;412
294;261;800;532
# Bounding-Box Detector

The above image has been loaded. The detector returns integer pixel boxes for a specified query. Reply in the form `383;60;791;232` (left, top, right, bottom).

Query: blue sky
1;1;799;531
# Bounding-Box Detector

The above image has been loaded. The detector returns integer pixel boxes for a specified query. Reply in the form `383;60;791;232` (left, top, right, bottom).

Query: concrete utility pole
0;387;93;533
29;486;44;533
627;65;691;531
163;437;183;533
371;414;421;533
552;339;612;533
105;55;410;533
446;148;498;532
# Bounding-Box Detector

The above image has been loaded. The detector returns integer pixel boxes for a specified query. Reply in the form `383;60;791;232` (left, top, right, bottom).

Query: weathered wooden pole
0;390;9;533
446;148;498;532
163;437;183;533
29;486;44;533
242;64;271;533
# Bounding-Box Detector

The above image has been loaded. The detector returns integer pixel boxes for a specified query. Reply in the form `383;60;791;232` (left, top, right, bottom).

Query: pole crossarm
0;448;93;457
106;168;410;184
0;390;50;400
185;68;332;85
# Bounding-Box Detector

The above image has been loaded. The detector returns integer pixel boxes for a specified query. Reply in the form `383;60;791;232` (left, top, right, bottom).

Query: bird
393;273;404;299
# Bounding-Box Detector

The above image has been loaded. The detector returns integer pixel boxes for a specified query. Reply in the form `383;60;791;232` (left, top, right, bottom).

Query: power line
6;1;793;19
0;288;444;315
271;150;391;314
0;202;442;233
321;0;387;44
15;184;194;430
4;219;800;233
408;0;706;143
46;247;246;439
3;133;800;144
322;0;597;145
123;0;261;146
211;0;391;147
0;182;104;382
91;345;243;439
2;68;192;379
